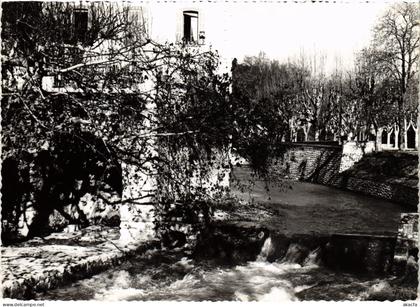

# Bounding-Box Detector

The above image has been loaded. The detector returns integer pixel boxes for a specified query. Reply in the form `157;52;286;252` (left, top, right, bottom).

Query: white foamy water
38;238;396;301
257;236;274;261
43;240;318;301
95;258;301;301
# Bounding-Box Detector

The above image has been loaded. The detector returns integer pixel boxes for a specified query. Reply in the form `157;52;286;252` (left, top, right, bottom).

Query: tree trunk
398;97;405;150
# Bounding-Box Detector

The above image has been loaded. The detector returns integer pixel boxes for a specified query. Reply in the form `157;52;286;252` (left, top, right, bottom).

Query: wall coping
278;142;343;150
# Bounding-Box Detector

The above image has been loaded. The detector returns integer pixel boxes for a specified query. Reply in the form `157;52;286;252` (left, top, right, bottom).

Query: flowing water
230;167;408;236
31;172;416;301
36;236;401;301
31;171;417;301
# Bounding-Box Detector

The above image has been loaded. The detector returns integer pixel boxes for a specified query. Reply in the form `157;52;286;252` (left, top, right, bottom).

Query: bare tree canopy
371;2;419;147
373;2;419;86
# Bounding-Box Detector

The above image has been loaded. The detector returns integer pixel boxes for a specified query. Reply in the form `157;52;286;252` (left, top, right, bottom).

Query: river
36;236;404;301
33;171;415;301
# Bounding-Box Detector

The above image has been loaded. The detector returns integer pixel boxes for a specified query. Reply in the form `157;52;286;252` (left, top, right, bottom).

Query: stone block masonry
119;163;157;245
1;226;159;299
332;177;418;208
270;142;418;208
272;143;343;185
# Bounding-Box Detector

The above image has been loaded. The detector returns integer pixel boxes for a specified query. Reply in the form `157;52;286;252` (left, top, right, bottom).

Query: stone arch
368;131;376;141
390;130;395;147
407;125;416;149
296;128;305;142
381;129;388;144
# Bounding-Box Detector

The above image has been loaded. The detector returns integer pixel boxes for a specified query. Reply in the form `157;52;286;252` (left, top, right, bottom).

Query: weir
193;226;398;276
2;178;416;300
25;223;417;301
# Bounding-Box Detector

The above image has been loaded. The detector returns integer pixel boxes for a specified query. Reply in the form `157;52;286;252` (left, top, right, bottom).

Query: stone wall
1;133;122;244
272;143;343;185
340;141;376;172
119;162;156;245
119;148;231;246
270;142;418;208
1;226;159;299
331;177;418;207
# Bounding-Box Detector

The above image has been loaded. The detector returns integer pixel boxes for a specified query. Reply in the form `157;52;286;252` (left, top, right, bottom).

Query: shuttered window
74;8;88;42
183;11;198;43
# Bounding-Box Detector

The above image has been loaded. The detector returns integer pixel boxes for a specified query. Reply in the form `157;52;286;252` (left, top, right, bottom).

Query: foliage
231;53;306;174
231;2;419;149
1;130;122;242
1;2;232;240
2;1;418;244
232;52;351;149
370;2;419;146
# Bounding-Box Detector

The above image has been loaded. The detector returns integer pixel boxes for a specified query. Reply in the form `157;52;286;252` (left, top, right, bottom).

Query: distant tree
371;2;419;148
294;52;342;141
231;53;306;173
338;49;395;145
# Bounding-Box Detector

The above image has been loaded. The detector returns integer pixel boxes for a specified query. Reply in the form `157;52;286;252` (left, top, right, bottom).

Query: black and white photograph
1;0;419;303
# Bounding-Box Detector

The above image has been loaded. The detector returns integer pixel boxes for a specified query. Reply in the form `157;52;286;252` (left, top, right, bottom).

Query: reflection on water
37;237;396;301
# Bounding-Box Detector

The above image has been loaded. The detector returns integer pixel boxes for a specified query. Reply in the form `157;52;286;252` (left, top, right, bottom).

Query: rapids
36;237;401;301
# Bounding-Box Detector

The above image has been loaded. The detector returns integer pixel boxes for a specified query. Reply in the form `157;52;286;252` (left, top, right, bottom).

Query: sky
145;1;396;72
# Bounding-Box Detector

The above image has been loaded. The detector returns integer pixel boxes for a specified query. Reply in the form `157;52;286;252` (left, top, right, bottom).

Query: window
74;8;88;42
54;74;63;88
183;11;198;43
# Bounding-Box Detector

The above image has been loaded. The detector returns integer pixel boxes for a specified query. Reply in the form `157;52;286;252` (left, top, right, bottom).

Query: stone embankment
1;226;158;299
270;142;418;208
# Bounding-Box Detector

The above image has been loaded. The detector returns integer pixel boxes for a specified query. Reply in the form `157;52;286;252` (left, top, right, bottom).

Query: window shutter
176;10;183;43
74;8;88;43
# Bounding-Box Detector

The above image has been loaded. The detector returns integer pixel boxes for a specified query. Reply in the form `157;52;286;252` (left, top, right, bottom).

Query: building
377;120;418;151
38;3;232;243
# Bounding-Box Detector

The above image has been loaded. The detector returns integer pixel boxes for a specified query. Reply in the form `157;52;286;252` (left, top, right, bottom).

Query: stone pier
119;163;156;245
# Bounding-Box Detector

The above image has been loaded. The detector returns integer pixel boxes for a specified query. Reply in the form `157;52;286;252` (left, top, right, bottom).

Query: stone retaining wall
272;143;342;185
1;226;159;299
332;176;418;208
271;142;418;208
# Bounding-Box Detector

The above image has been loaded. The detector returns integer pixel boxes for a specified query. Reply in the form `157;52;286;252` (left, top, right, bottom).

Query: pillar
387;129;391;148
119;162;156;245
119;82;157;245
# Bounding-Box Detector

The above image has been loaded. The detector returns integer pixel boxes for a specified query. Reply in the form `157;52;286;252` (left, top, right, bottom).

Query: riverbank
229;167;410;236
9;223;416;302
342;151;418;188
336;151;418;207
1;226;159;299
2;173;414;300
265;144;418;207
